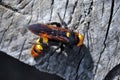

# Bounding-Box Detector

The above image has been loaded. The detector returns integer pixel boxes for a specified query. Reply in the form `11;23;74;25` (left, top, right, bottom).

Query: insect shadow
34;44;94;80
32;13;93;79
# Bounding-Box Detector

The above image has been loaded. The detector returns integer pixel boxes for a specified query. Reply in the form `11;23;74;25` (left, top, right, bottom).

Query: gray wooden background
0;0;120;80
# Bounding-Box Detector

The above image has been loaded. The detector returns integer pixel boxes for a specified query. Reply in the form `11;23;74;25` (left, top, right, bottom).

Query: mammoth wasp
28;14;84;58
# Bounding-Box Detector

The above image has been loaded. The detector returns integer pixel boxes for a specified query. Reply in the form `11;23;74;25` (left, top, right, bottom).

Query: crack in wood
94;0;115;79
18;39;26;60
19;0;33;10
7;35;13;47
100;33;119;80
93;2;119;28
18;0;23;4
0;29;7;46
87;0;93;15
83;20;91;49
67;0;78;25
83;0;93;48
49;0;54;21
113;4;120;17
0;1;18;12
102;0;104;16
27;0;34;24
0;16;13;47
63;0;69;20
103;41;120;80
73;15;82;30
16;0;23;5
0;12;6;46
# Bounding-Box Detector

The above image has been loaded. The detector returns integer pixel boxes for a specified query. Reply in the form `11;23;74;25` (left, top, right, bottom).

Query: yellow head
77;34;84;46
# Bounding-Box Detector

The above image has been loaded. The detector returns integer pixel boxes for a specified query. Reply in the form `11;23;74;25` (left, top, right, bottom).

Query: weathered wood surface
0;0;120;80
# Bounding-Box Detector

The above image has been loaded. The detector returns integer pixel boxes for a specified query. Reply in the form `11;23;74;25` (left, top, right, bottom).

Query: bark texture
0;0;120;80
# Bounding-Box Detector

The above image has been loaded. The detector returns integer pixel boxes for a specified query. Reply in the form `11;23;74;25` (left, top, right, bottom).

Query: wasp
28;14;84;58
28;22;84;57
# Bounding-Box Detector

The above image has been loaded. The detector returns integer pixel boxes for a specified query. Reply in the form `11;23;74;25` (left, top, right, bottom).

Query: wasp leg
47;22;62;27
34;37;47;47
52;43;63;53
52;43;68;57
57;13;68;29
60;44;68;57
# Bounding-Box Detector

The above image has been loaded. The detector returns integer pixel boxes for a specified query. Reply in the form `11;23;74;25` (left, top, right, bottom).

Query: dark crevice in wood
87;22;90;49
0;16;13;47
0;13;4;45
87;0;93;15
113;4;120;17
105;0;114;42
83;0;93;17
7;35;13;47
17;0;23;5
77;14;82;23
0;12;3;27
94;0;115;78
63;0;69;20
27;0;34;24
84;0;93;47
0;29;8;46
67;0;78;25
102;34;119;79
73;2;94;78
51;0;54;5
73;15;82;30
74;0;93;31
88;32;93;51
0;1;19;12
83;22;90;48
18;0;32;9
0;29;5;33
49;0;54;21
102;0;104;16
18;39;26;60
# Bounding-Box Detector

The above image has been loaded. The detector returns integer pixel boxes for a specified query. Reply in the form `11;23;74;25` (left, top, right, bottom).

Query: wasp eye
66;32;70;37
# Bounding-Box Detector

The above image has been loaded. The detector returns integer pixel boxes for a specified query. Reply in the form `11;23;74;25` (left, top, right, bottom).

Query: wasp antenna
57;13;68;28
69;21;80;30
28;42;40;45
73;21;80;29
28;42;34;44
